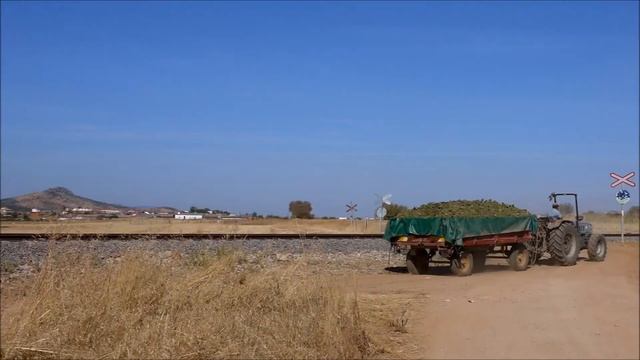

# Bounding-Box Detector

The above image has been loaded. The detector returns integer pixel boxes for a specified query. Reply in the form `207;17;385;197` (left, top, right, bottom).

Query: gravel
1;238;408;276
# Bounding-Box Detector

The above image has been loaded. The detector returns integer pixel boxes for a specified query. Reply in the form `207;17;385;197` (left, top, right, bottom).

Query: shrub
289;201;313;219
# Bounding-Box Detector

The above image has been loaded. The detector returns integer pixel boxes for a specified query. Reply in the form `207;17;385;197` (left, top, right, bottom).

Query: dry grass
2;214;637;236
0;249;377;359
0;218;384;235
583;213;639;234
390;310;409;334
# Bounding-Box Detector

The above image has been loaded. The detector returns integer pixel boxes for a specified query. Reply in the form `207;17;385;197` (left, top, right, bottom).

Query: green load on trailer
384;216;538;245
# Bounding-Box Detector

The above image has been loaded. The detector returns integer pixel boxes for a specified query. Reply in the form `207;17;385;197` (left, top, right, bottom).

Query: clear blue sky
1;1;638;216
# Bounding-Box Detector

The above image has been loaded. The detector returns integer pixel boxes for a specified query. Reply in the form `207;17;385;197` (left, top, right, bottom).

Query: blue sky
1;1;638;216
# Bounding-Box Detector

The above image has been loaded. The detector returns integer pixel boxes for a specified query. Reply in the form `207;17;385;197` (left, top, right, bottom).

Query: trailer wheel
587;234;607;262
472;251;487;272
508;244;529;271
406;248;429;275
548;222;579;266
450;252;473;276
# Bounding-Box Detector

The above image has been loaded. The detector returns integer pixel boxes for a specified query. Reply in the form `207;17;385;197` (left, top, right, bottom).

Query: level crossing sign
616;189;631;205
345;202;358;218
610;172;636;188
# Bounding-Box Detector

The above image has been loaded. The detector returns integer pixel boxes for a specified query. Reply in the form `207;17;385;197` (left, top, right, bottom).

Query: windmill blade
382;194;392;205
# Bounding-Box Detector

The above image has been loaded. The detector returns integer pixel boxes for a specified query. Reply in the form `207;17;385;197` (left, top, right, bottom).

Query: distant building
100;209;121;214
71;208;93;214
31;208;41;213
175;214;203;220
1;207;15;216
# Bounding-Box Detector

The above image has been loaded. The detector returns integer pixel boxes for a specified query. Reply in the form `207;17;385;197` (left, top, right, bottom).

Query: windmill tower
374;193;392;232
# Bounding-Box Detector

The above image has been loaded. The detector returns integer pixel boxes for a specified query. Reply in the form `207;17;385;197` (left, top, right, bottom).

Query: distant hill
0;187;177;213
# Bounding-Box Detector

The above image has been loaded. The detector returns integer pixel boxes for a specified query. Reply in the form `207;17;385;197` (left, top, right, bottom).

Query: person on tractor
549;203;562;220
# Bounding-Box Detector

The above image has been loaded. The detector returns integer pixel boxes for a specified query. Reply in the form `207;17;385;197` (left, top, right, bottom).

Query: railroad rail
0;233;638;241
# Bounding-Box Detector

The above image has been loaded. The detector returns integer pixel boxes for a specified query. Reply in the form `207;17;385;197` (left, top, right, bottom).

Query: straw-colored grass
583;212;639;234
0;249;375;359
0;218;383;235
2;213;637;235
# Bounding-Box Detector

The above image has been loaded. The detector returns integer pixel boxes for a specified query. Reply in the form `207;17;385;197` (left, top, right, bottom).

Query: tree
557;203;574;216
289;200;313;219
190;206;211;214
383;203;409;219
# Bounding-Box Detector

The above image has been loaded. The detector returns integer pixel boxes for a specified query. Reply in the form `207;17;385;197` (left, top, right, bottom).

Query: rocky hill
0;187;176;213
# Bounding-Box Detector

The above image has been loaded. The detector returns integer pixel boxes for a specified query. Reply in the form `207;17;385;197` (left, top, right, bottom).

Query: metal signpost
616;190;631;243
346;202;358;232
610;172;635;243
374;194;392;232
375;206;388;232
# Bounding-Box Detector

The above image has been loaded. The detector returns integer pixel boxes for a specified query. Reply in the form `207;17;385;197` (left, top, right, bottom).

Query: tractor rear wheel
508;244;529;271
587;234;607;262
406;248;429;274
548;222;579;266
450;252;474;276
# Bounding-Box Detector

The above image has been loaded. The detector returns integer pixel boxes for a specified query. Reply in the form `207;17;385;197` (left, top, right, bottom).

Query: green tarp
384;216;538;245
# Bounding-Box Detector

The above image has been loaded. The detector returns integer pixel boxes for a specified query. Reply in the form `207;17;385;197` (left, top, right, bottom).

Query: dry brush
1;249;375;359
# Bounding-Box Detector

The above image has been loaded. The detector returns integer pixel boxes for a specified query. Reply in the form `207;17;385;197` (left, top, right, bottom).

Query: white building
174;214;203;220
100;209;121;214
72;208;93;213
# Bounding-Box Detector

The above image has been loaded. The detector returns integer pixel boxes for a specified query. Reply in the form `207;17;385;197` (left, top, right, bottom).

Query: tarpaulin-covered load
384;216;538;245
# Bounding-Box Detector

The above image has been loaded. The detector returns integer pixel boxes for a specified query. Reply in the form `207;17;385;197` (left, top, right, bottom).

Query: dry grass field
1;215;637;235
582;212;639;234
0;249;407;359
0;218;386;235
1;242;637;359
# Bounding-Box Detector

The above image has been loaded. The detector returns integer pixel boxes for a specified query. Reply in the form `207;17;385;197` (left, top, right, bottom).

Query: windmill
374;193;392;232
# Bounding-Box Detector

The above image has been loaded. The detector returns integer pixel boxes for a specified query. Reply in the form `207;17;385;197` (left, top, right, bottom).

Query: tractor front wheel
587;234;607;262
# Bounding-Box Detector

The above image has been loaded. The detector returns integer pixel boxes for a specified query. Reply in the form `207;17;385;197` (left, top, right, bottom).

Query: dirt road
354;243;639;359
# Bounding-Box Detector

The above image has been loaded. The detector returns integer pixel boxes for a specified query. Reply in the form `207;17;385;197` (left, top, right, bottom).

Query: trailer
385;216;537;276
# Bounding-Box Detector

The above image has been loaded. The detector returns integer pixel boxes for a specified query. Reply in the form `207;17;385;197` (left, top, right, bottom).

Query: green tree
289;201;313;219
189;206;211;214
383;203;409;219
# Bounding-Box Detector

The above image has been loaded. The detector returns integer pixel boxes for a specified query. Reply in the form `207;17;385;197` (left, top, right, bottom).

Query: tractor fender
544;219;574;231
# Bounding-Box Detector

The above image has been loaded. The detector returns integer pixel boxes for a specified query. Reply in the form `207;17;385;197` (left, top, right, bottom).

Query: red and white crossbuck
610;172;636;188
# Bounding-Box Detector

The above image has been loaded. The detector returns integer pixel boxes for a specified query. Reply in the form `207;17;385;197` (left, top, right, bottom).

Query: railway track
0;233;384;241
0;232;638;241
